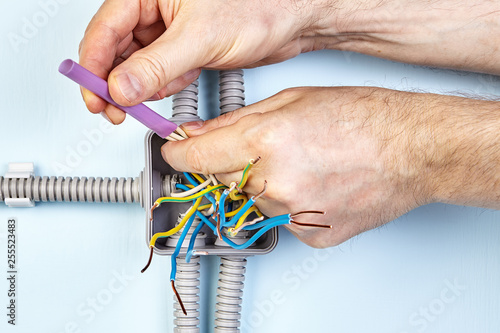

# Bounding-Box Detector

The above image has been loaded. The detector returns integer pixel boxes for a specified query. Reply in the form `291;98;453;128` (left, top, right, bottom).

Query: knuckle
133;51;169;88
247;115;283;149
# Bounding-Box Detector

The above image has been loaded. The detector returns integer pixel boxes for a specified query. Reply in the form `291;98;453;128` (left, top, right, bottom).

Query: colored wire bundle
142;153;332;316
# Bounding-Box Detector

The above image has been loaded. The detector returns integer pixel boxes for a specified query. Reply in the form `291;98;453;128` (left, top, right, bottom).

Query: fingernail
184;68;200;80
115;72;142;103
146;92;162;101
101;112;114;124
181;121;204;131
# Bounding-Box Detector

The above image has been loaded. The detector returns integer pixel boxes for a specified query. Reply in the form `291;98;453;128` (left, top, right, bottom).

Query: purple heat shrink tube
59;59;178;138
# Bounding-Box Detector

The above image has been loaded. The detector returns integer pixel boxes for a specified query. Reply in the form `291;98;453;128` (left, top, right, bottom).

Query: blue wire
185;219;206;263
218;189;230;233
242;214;290;230
170;211;197;281
195;211;289;250
183;172;200;186
223;198;256;228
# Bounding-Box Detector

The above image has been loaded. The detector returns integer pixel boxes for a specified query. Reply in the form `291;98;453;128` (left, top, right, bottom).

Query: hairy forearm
375;90;500;209
426;95;500;208
309;0;500;74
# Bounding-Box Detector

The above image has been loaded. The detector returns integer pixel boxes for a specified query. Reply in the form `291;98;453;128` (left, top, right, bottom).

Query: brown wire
141;247;154;273
290;210;325;218
149;203;158;221
250;156;262;165
254;180;268;201
290;219;332;229
171;280;187;316
216;214;223;241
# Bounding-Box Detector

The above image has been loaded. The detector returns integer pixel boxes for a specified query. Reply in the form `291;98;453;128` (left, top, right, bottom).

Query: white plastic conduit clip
4;162;35;208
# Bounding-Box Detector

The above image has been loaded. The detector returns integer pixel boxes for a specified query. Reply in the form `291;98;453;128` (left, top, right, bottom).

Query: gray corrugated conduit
170;79;202;333
0;175;142;205
215;70;248;333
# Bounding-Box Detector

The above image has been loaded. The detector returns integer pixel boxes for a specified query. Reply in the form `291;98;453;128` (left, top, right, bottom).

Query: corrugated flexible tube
170;79;203;333
215;70;248;332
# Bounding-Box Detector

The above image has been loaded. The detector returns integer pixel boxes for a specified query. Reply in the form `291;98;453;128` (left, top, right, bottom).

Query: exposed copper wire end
171;280;187;316
216;214;223;241
290;219;332;229
141;247;154;273
249;156;262;165
254;180;268;201
290;210;326;218
213;201;219;217
229;182;239;192
232;216;265;235
149;203;159;221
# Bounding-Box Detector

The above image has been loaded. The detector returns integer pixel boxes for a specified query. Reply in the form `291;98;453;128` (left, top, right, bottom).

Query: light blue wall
1;1;499;333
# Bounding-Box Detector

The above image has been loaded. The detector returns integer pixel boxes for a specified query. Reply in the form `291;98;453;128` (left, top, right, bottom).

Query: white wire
169;132;185;141
209;174;218;186
171;178;212;197
175;127;189;139
166;135;178;141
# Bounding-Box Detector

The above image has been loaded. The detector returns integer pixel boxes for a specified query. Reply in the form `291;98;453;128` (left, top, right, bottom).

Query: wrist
427;97;500;209
381;91;500;209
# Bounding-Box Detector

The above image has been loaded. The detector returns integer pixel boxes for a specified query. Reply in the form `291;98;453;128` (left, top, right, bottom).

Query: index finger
161;113;265;175
78;0;141;112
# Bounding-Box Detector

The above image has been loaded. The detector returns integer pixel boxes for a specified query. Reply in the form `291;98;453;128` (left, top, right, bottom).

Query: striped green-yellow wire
239;163;253;189
149;196;203;247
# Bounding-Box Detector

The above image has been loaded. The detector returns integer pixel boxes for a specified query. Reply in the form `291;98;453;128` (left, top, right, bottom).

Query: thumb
107;30;205;106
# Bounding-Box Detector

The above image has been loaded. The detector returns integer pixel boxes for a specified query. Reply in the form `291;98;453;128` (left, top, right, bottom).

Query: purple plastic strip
59;59;177;138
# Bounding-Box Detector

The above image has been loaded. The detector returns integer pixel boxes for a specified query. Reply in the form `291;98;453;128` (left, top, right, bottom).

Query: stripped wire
149;197;203;247
143;154;334;318
238;156;261;189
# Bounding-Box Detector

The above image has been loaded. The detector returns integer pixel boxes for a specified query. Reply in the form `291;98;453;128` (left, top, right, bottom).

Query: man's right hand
78;0;336;123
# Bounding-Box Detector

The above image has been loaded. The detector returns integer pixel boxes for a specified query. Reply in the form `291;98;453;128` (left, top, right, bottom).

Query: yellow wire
229;189;246;201
198;203;212;211
214;190;221;202
192;173;205;184
239;172;250;189
149;197;203;247
225;197;248;218
239;161;255;189
234;206;263;229
155;184;226;205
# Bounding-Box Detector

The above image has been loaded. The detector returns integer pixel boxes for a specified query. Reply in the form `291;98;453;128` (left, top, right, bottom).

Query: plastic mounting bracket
4;162;35;208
